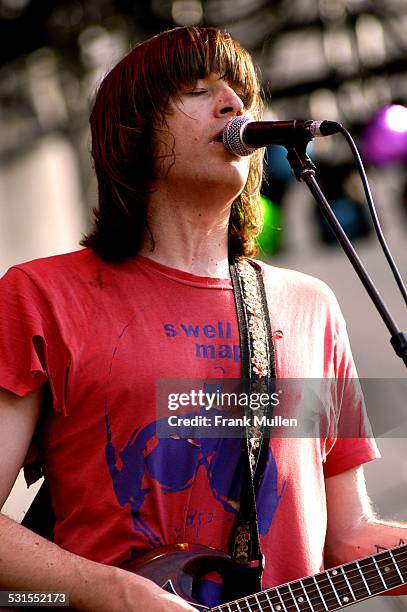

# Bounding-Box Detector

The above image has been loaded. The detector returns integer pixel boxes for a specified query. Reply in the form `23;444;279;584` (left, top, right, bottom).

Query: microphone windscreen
222;115;254;156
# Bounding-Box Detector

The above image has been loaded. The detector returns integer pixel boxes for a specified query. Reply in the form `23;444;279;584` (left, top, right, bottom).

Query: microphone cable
336;124;407;306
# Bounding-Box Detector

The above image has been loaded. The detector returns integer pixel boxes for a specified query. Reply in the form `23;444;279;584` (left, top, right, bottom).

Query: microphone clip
284;139;317;182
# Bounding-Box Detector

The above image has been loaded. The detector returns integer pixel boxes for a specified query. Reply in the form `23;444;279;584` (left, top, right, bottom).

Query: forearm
0;513;193;611
326;517;406;564
0;512;129;610
325;517;407;596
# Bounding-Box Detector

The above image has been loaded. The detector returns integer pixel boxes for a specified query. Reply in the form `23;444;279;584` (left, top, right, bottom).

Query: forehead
182;72;242;88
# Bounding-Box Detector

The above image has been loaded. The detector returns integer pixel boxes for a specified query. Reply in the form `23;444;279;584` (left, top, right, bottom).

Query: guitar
122;541;407;611
1;542;405;610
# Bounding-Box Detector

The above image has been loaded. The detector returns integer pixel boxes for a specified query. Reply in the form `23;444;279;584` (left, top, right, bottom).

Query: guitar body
118;542;407;611
122;543;236;610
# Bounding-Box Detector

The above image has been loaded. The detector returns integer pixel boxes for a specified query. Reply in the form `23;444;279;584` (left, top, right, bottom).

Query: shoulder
251;258;339;305
7;248;95;278
0;249;106;309
248;258;347;340
1;248;104;289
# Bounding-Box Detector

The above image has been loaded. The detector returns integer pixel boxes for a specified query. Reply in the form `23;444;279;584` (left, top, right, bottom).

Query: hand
125;574;199;611
75;568;199;611
147;589;200;611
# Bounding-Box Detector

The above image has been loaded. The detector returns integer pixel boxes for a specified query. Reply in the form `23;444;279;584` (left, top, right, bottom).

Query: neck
139;188;234;279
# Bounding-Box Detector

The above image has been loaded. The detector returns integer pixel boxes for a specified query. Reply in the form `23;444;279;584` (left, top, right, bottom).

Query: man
0;26;406;611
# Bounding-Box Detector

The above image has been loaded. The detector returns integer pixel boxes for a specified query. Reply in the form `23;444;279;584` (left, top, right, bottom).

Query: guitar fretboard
211;544;407;612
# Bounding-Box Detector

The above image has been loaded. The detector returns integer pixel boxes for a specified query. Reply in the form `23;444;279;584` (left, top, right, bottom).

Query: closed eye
185;89;207;96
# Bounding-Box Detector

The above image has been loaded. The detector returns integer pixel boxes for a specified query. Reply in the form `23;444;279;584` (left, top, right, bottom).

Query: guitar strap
228;258;276;596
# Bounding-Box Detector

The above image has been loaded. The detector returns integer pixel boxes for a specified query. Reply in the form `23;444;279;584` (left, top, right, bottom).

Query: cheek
153;126;174;156
152;126;177;177
173;120;201;150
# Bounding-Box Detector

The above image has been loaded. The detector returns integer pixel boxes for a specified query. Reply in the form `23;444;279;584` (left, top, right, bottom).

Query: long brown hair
81;26;264;260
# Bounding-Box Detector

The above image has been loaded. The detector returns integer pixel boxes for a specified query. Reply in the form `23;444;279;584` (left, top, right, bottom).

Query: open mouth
212;130;224;143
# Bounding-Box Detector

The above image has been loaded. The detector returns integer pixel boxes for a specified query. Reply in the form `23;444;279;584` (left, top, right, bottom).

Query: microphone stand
284;137;407;368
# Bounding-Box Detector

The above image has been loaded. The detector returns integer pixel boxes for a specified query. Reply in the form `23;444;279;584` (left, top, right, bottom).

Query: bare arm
325;465;407;596
0;387;196;611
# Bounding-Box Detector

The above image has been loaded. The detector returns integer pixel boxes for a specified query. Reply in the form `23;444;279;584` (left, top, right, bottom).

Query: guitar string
284;553;407;597
252;558;407;612
213;555;407;612
214;573;407;612
266;549;407;596
256;561;407;611
208;549;407;611
287;553;407;596
238;565;407;612
217;565;407;612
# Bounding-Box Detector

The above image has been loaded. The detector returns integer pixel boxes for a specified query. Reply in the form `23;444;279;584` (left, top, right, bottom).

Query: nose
214;85;244;117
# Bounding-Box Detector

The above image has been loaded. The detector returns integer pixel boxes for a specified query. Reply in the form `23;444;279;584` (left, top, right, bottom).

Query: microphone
222;115;341;156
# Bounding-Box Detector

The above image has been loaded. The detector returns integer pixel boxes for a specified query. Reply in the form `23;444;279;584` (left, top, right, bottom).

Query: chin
223;171;248;197
205;173;245;194
212;183;246;205
217;158;248;182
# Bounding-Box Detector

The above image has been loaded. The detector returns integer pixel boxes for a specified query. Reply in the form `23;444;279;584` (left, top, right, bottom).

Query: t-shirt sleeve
0;266;70;414
322;295;381;478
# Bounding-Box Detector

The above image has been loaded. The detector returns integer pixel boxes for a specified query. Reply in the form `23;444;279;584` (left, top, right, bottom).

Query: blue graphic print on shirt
104;412;285;548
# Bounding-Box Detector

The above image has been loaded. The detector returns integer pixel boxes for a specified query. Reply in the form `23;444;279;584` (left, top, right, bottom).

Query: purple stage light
361;104;407;165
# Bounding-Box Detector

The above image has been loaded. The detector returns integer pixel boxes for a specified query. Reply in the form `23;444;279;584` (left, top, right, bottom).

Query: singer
0;26;406;610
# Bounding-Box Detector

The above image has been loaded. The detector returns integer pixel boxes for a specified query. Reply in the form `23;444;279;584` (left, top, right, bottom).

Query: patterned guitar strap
228;257;277;599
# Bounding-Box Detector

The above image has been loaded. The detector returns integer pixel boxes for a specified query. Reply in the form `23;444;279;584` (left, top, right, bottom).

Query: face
153;73;252;205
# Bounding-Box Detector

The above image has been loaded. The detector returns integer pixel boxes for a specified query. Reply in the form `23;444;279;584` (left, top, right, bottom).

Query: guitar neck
212;544;407;612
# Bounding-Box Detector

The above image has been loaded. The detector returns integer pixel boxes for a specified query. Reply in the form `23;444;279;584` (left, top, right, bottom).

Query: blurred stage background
0;1;406;609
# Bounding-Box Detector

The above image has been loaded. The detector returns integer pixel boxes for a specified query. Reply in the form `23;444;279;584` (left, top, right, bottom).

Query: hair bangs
140;27;262;121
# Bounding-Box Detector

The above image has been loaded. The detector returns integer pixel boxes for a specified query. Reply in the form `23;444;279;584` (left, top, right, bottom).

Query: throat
185;257;231;279
141;194;233;278
140;248;231;279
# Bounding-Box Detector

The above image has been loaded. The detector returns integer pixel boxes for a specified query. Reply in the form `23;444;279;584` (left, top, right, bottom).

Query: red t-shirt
0;249;379;602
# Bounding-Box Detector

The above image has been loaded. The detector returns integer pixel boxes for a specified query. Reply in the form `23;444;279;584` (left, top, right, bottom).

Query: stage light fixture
257;194;283;256
361;104;407;165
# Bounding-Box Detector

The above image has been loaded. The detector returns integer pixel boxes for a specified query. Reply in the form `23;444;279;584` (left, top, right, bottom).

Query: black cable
284;131;407;366
337;124;407;307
